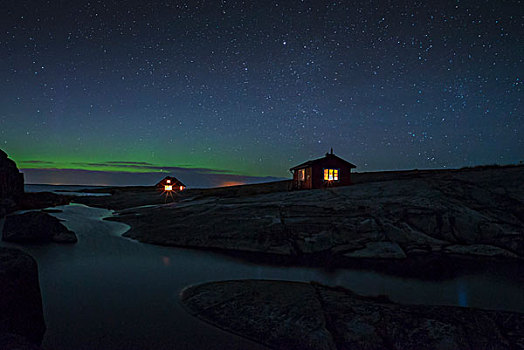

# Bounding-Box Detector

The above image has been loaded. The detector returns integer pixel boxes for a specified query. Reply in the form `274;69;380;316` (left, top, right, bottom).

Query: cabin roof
290;153;356;171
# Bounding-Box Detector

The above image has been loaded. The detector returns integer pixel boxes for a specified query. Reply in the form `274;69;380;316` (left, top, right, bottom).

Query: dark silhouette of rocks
105;165;523;260
0;248;45;348
3;211;77;243
0;333;43;350
16;192;72;212
181;280;524;350
0;149;70;215
0;149;24;216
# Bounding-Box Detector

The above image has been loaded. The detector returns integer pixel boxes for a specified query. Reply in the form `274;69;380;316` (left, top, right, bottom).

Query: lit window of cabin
324;169;339;181
166;179;171;184
298;169;305;181
165;185;173;191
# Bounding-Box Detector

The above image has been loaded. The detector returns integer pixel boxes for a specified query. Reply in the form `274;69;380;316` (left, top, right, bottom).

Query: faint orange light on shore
220;181;245;187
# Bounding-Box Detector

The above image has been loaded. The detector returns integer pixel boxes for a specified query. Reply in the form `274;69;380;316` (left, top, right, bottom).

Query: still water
1;203;523;350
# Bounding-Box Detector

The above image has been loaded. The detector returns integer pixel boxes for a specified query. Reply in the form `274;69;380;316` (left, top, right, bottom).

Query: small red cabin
290;149;356;190
156;176;186;192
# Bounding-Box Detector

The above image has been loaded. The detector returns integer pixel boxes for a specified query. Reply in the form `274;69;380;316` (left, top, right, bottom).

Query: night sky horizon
1;0;522;187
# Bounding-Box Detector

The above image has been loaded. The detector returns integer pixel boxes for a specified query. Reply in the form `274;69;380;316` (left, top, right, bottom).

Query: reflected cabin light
165;185;173;191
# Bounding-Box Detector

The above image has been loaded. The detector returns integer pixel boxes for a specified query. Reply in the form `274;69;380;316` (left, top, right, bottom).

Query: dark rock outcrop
181;280;524;350
0;333;43;350
105;165;524;259
16;192;72;212
0;248;45;346
0;150;24;217
3;211;77;243
182;280;335;350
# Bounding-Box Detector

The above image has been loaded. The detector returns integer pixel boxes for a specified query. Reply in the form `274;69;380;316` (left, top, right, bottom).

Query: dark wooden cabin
156;176;186;192
290;149;356;190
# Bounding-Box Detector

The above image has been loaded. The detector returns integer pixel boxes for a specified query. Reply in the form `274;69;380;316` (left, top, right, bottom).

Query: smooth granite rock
182;280;335;350
344;241;407;259
443;244;518;258
181;280;524;350
3;211;77;243
0;247;45;345
104;166;524;260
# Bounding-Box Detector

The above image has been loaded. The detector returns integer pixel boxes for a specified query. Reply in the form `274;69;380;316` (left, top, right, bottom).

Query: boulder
3;211;77;243
0;248;45;345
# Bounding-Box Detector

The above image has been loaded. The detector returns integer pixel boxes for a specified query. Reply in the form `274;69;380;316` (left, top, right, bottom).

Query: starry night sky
1;0;522;186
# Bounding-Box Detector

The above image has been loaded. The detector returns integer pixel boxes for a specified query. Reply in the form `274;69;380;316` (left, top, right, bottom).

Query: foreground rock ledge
0;248;45;348
181;280;524;350
102;166;524;260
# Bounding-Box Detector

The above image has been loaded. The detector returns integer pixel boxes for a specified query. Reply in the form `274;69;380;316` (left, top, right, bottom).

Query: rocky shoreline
0;149;74;349
181;279;524;350
91;165;524;261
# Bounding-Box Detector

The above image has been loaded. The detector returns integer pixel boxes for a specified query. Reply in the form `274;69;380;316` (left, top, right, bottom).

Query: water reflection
457;280;468;307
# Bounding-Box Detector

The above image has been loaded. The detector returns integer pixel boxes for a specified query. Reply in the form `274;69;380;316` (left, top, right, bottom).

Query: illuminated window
179;186;184;191
323;169;339;181
298;169;305;181
165;185;173;191
166;179;171;184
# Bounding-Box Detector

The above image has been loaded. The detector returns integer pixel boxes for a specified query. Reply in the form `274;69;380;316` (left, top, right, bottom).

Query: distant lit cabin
156;176;186;192
290;149;356;190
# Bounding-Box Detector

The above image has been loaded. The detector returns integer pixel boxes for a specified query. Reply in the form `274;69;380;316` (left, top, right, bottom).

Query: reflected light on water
457;281;468;307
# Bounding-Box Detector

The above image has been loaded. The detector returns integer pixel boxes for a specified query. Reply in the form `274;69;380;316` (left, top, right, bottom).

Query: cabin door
305;167;312;188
